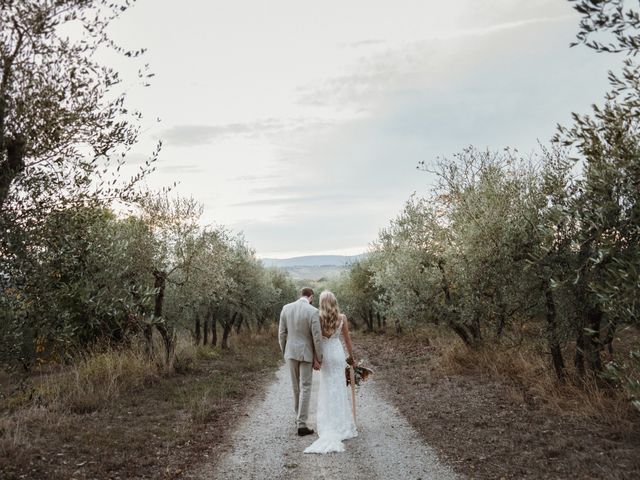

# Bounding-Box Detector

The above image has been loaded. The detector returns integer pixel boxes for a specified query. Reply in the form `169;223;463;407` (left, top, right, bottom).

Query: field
355;327;640;479
278;265;348;281
0;330;281;480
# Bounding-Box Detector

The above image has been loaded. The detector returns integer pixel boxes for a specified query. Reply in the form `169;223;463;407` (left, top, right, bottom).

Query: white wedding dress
304;318;358;454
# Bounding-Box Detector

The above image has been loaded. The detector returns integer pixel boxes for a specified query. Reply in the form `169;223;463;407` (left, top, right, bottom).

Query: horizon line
257;248;367;260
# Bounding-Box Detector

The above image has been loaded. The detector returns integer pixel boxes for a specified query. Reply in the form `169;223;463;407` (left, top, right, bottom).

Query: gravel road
198;363;459;480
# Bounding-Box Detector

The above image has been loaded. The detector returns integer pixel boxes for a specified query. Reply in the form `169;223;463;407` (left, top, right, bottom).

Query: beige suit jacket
278;298;323;363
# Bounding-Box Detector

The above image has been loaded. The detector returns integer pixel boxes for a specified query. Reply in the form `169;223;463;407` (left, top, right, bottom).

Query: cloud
340;39;387;49
234;208;381;256
230;174;280;183
122;0;616;259
233;12;618;258
160;118;333;147
230;192;358;208
124;152;154;165
296;15;577;109
159;164;204;174
428;15;575;41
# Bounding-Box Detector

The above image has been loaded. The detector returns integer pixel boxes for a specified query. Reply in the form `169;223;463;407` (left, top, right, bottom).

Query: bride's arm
341;315;356;365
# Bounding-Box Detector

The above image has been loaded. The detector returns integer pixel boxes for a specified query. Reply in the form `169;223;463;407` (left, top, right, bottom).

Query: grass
355;325;640;480
32;345;160;414
0;326;282;480
398;324;639;424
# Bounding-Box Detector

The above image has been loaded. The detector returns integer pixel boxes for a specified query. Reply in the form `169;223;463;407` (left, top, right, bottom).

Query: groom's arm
278;308;287;354
310;310;323;364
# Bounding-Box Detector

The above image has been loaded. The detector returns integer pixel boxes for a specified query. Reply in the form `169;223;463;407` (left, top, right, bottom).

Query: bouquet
345;356;373;387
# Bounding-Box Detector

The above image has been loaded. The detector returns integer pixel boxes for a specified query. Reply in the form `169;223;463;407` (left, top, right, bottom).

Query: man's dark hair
300;287;314;298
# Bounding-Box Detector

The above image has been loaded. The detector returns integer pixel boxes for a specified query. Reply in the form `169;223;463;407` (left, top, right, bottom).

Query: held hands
346;355;358;368
313;357;321;370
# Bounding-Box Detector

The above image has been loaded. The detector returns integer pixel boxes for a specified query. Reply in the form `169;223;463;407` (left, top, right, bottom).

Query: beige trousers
287;358;313;428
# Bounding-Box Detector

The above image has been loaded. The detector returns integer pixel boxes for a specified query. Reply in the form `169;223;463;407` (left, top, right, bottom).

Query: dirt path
194;363;459;480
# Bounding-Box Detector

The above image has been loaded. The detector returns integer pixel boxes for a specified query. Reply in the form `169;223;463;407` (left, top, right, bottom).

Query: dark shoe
297;427;315;436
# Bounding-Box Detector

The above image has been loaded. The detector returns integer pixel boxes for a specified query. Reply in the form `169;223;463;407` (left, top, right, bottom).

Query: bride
304;290;358;454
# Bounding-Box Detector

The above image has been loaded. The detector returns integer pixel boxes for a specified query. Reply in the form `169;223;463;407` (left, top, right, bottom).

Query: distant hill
260;254;365;281
261;254;364;269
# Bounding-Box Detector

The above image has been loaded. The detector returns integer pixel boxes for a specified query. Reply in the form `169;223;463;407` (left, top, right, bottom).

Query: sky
108;0;619;258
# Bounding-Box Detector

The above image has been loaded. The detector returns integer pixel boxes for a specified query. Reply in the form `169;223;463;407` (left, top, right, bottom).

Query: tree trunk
152;269;173;365
586;306;603;372
153;269;166;319
155;322;174;366
495;302;507;338
440;260;476;347
235;314;244;334
544;286;565;381
144;323;153;356
394;317;403;334
203;313;209;346
574;294;604;378
1;41;26;210
449;321;473;348
211;313;217;347
358;309;368;331
0;134;26;211
195;312;201;345
603;316;617;355
222;312;238;350
361;308;373;331
573;237;603;377
470;314;482;343
438;260;452;304
574;319;586;380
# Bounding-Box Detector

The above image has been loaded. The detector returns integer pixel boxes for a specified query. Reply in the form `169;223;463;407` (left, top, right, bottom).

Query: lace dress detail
304;319;358;454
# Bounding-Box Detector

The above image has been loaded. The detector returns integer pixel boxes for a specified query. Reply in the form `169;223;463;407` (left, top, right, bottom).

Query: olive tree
330;258;385;331
0;0;156;212
0;206;156;368
138;194;204;363
0;0;157;369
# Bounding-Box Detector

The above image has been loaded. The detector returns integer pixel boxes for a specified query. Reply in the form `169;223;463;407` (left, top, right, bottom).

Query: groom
279;287;324;436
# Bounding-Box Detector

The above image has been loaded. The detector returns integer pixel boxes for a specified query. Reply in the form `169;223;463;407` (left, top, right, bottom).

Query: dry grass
4;327;279;419
356;327;640;479
184;327;281;424
31;343;159;414
172;332;200;373
425;326;637;424
0;409;29;460
0;326;283;479
232;326;282;369
0;406;73;464
12;331;226;414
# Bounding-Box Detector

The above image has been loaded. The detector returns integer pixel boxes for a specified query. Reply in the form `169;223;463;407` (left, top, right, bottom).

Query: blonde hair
319;291;341;337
